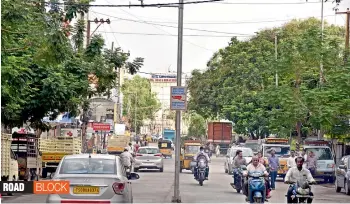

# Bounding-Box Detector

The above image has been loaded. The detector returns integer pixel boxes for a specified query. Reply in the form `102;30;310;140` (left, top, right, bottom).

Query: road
2;156;349;203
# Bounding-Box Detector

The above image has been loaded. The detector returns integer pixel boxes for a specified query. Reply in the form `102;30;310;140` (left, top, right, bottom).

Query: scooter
285;181;314;203
196;159;207;186
231;165;247;193
246;171;266;203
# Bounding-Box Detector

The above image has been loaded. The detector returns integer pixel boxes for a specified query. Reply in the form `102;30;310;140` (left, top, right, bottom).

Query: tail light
154;153;162;157
136;154;143;156
112;182;125;194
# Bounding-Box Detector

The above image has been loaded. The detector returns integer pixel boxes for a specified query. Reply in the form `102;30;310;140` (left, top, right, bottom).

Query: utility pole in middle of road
172;0;184;203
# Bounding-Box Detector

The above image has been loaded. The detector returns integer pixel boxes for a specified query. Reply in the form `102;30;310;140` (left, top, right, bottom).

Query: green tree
187;112;206;139
121;76;161;133
1;0;144;132
187;18;347;140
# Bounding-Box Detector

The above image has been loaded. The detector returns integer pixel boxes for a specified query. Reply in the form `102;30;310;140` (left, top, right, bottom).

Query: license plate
73;186;100;194
143;162;153;164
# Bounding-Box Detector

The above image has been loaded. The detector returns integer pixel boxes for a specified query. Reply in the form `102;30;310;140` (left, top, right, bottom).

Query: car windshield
305;148;333;160
59;158;116;174
244;143;259;152
138;148;159;154
230;148;254;157
264;146;290;157
185;145;200;154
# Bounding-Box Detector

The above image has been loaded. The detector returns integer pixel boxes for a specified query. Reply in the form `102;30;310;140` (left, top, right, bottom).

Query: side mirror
128;172;140;180
338;165;345;169
50;172;55;179
226;155;230;158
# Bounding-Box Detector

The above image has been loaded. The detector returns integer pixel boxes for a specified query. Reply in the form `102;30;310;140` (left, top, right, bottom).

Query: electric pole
275;34;278;87
172;0;184;203
336;9;350;59
86;18;111;46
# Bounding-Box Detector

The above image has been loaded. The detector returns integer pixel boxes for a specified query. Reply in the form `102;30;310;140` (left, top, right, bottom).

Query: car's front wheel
160;167;164;172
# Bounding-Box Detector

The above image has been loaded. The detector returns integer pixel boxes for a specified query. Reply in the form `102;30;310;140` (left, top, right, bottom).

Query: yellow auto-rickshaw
180;140;201;173
158;140;172;158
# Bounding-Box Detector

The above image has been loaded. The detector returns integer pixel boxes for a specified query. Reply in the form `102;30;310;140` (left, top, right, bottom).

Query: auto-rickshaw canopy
158;140;172;149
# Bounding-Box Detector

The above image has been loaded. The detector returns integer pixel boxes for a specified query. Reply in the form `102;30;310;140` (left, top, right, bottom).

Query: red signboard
93;123;110;131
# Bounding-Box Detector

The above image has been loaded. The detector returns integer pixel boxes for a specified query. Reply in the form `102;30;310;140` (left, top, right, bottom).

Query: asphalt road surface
2;156;349;203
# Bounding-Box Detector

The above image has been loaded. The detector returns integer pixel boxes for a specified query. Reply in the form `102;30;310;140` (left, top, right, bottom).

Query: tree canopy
187;18;350;141
1;0;144;130
121;75;161;133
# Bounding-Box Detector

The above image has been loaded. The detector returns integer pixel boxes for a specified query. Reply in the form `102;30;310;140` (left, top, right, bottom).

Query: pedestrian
306;151;317;176
215;144;220;157
287;150;297;169
268;149;279;190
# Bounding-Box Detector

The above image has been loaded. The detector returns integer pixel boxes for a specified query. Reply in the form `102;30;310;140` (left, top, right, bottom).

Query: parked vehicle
207;122;232;155
335;155;350;195
224;147;253;175
163;129;175;142
11;128;41;181
303;140;335;183
46;154;140;203
134;147;164;172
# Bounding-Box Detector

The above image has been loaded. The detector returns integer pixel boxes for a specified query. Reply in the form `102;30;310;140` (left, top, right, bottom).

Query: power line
90;11;251;36
213;0;327;5
110;6;216;52
45;0;223;8
100;14;336;25
96;31;250;37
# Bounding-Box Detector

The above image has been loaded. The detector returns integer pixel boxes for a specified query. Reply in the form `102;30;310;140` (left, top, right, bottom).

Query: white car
224;147;254;174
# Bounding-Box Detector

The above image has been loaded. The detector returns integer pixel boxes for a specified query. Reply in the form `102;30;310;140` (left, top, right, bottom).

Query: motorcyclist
243;156;269;201
120;148;134;175
193;146;210;180
231;150;247;187
285;156;316;203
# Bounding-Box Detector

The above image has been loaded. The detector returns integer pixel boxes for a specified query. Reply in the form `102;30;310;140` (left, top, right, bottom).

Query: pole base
171;196;181;203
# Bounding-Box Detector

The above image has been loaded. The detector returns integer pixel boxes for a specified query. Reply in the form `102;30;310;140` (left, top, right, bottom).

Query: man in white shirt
287;150;297;169
243;156;269;200
285;156;316;203
120;148;134;173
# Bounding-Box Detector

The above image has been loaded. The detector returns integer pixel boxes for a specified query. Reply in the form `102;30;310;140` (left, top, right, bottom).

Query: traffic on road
1;140;350;203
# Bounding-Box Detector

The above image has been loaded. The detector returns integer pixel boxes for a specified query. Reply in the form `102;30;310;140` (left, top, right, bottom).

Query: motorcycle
246;171;266;203
231;165;247;193
286;181;314;203
196;158;207;186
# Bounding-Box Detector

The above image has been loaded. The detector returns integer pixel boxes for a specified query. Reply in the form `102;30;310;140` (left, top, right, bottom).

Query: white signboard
114;124;126;135
170;86;187;111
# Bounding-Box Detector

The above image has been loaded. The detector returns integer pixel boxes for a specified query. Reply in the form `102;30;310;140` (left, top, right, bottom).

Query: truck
243;139;262;154
1;134;19;183
11;129;41;181
207;122;233;155
303;140;335;183
163;129;175;142
39;136;81;178
107;135;130;155
262;138;290;179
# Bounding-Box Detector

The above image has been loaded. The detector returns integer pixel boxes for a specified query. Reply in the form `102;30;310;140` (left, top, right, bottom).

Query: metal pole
275;34;278;87
134;93;137;135
172;0;183;203
318;0;325;140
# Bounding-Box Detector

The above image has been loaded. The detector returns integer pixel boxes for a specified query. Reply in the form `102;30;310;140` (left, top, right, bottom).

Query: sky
88;0;350;78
